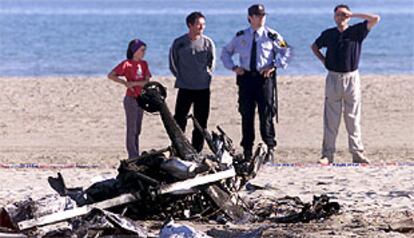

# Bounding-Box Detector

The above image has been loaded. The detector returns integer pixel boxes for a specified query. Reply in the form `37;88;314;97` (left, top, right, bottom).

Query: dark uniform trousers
174;88;210;153
237;71;277;152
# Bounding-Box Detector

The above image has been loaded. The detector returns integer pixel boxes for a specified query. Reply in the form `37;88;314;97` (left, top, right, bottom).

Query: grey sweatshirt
169;34;215;90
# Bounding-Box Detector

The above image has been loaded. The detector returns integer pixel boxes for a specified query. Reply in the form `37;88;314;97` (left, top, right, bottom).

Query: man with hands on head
311;4;380;165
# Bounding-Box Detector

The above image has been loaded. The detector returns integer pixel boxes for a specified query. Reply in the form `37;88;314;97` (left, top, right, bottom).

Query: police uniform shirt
314;20;369;73
221;26;287;72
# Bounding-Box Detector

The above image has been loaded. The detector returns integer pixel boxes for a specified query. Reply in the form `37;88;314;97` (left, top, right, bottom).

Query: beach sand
0;75;413;237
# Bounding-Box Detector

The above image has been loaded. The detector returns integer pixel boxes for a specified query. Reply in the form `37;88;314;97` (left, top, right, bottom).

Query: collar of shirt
248;26;266;38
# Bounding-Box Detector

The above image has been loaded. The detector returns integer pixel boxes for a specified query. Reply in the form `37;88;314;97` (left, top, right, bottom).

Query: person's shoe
318;156;331;165
352;152;370;164
47;172;67;196
263;147;275;165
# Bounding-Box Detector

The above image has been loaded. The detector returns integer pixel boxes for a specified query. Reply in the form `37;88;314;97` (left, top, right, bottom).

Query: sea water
0;0;413;76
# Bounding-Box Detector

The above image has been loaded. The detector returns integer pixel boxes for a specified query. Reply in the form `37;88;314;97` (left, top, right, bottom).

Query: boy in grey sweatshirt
169;11;215;152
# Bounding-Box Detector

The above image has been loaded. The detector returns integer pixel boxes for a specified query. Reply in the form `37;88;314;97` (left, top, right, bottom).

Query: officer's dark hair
186;11;205;27
126;39;146;60
334;4;350;12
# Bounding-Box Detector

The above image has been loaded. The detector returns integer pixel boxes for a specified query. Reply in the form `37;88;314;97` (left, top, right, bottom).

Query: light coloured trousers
322;70;364;160
124;96;144;159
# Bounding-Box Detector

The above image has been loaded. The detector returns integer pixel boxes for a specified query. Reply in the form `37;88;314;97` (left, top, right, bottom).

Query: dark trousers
237;72;277;152
174;88;210;152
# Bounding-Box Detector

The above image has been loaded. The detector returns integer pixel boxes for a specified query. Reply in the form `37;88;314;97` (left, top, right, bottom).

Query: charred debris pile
0;82;340;237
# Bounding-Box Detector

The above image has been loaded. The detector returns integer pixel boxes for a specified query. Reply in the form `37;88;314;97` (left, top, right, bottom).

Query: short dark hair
186;11;205;27
334;4;350;12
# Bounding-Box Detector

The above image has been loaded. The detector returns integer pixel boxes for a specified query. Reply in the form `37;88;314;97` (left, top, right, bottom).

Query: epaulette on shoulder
236;30;244;37
268;31;288;47
267;31;278;41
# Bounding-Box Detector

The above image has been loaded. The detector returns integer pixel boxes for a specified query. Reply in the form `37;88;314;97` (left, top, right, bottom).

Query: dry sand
0;75;413;237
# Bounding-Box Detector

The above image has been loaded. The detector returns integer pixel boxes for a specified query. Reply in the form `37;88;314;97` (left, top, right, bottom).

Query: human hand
125;81;135;88
260;66;275;78
233;67;245;76
337;8;352;18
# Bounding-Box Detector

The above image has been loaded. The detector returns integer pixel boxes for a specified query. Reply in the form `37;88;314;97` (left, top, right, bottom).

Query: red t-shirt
112;59;151;97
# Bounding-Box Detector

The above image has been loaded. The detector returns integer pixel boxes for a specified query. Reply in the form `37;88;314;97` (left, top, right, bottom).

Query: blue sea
0;0;413;76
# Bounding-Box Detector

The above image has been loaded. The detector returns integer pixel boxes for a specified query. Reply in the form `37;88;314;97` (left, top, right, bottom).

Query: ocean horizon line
1;73;413;80
1;8;413;16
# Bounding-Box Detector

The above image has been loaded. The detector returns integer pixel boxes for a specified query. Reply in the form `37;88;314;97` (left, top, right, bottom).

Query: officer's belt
244;70;261;77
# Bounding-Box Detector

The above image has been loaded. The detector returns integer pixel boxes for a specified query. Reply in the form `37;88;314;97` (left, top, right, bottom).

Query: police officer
221;4;290;163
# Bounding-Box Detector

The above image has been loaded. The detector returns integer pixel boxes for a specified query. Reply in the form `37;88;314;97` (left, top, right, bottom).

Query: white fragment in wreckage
17;168;236;230
159;168;236;194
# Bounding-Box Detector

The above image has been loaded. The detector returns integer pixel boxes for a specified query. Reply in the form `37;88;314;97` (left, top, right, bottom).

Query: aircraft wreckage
0;82;340;237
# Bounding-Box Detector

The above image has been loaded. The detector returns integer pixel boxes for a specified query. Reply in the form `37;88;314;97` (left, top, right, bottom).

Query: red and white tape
0;163;112;169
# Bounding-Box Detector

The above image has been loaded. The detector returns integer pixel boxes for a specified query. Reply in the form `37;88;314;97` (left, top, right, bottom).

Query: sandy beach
0;75;413;237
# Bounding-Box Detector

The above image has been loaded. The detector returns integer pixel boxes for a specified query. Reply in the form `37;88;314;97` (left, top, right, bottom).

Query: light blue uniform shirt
221;26;290;71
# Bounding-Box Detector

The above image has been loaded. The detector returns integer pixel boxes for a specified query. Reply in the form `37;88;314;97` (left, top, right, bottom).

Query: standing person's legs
322;72;343;162
342;71;366;162
257;76;277;149
124;96;142;159
238;75;256;157
192;89;210;152
174;89;193;133
135;105;144;155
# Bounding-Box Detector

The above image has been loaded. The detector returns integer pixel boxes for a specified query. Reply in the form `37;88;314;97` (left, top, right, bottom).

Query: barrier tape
270;162;414;167
0;163;113;169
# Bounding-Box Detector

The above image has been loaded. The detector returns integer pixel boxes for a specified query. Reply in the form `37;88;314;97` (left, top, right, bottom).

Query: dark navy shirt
314;21;369;73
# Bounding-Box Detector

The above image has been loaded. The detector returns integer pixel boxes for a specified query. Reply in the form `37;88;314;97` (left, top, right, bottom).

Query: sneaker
352;152;370;164
318;156;331;165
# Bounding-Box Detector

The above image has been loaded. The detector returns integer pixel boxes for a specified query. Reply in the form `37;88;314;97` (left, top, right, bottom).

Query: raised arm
340;8;381;30
353;13;380;30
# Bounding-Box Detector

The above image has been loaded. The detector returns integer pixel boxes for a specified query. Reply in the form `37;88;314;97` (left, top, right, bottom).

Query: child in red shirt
108;39;151;159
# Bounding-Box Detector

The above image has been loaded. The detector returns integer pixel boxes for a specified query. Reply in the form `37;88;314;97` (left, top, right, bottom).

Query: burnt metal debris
0;82;340;237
